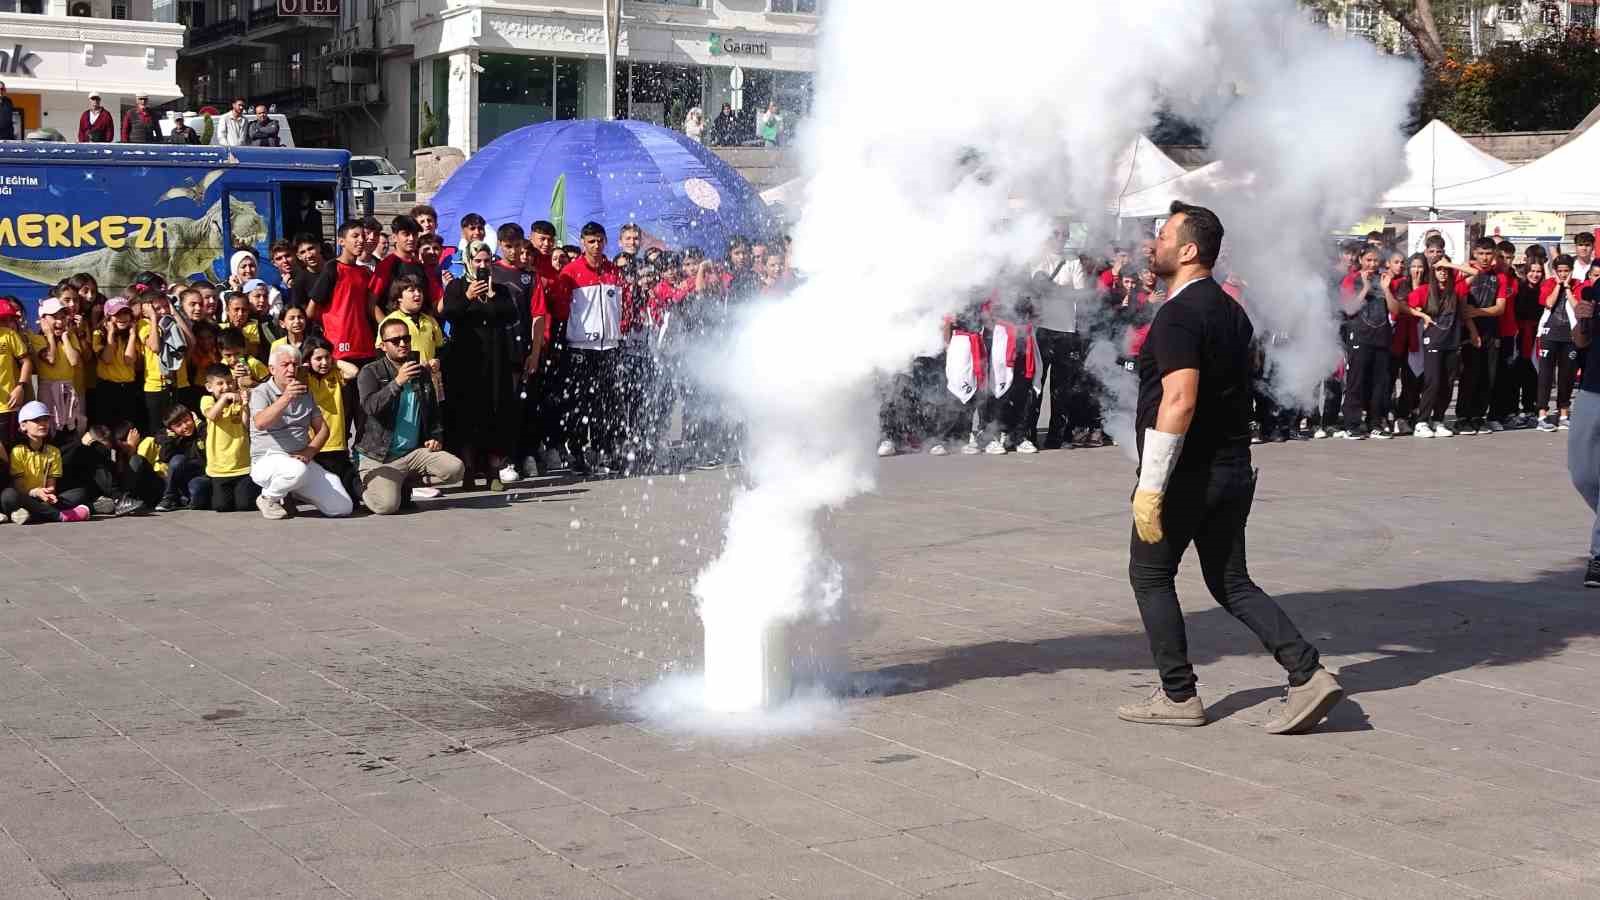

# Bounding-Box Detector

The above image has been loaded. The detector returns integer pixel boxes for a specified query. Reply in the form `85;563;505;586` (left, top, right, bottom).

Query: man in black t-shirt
1120;201;1340;735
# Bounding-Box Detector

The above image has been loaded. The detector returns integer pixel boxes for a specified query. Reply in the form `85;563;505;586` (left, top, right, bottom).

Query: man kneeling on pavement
356;319;463;514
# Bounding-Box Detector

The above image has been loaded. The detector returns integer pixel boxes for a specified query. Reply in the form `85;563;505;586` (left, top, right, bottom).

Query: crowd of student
0;202;1581;525
0;206;795;523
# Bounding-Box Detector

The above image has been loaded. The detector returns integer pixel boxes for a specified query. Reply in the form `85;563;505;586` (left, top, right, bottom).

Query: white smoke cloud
687;0;1418;712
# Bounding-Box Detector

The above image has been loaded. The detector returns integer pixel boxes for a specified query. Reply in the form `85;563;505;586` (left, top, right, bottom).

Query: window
1576;3;1598;28
288;51;303;84
1347;3;1378;33
111;0;128;17
1540;1;1561;26
1498;1;1521;23
68;2;91;15
771;0;818;12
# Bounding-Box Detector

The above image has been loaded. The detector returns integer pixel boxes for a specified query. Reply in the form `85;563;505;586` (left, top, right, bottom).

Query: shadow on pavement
856;567;1598;725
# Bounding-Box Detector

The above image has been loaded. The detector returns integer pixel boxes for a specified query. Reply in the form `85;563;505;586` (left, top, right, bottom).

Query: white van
159;112;298;148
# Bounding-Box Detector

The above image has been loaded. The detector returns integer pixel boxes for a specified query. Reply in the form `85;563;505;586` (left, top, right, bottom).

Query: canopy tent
1431;122;1600;211
1377;119;1511;210
433;119;770;252
1114;160;1254;218
1111;135;1188;204
760;176;805;207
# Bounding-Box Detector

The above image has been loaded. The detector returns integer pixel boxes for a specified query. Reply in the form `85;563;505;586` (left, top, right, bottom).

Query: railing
191;63;316;109
187;18;244;46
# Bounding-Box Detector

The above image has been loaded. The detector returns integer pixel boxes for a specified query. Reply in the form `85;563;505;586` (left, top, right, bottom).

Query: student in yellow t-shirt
0;297;34;430
91;297;142;429
138;292;192;436
219;329;269;389
379;275;447;403
2;401;90;523
224;292;265;360
303;336;358;499
28;297;87;437
197;363;260;512
270;305;310;360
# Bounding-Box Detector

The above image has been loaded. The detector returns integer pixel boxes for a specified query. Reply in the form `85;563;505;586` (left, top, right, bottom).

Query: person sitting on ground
2;402;91;524
193;364;260;513
355;319;464;515
154;405;203;512
248;344;353;520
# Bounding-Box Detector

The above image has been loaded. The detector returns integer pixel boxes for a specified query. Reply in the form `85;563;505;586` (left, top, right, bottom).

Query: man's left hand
423;440;441;452
1132;488;1165;544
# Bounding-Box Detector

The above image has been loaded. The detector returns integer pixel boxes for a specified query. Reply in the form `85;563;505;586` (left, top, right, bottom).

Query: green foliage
200;115;214;145
1420;28;1600;133
418;101;438;147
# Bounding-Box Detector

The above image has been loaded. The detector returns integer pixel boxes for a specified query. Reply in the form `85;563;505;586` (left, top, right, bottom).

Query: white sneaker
876;439;896;458
8;508;29;525
1312;428;1328;439
1434;422;1455;437
411;486;442;500
256;495;289;520
1332;429;1350;439
1016;439;1038;454
1560;416;1571;431
1413;421;1434;438
1537;416;1558;433
497;464;520;484
928;443;948;456
961;434;980;455
984;438;1007;455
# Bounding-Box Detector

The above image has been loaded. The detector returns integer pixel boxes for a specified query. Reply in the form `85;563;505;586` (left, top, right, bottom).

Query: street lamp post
604;0;622;120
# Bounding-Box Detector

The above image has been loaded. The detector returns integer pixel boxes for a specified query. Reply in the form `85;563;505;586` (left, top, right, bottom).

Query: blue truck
0;143;352;319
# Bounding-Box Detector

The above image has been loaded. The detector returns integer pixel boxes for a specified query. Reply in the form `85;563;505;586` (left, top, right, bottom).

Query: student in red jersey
1387;253;1425;435
416;234;447;308
368;216;437;322
1536;255;1582;432
308;221;379;370
1411;258;1467;438
1097;246;1131;292
1338;247;1398;440
1491;241;1531;428
556;222;627;475
1444;237;1511;435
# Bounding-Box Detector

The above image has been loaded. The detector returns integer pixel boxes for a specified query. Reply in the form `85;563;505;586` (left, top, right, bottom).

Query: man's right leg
358;456;406;515
291;460;353;517
1127;472;1207;701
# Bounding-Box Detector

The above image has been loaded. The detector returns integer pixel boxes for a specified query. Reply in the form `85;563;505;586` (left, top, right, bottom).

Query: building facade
0;0;184;139
315;0;818;176
1311;1;1597;55
175;0;335;145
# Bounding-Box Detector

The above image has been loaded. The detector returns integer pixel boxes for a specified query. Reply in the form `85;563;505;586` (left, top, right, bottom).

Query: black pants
1028;329;1085;447
559;348;623;459
143;388;176;436
1315;377;1342;430
1388;352;1422;423
190;473;260;512
1458;337;1499;423
1537;341;1579;413
980;364;1031;441
1128;459;1321;701
1492;335;1525;420
530;341;567;455
1419;348;1460;423
91;380;142;429
1341;344;1389;431
314;450;360;503
618;351;668;468
1;486;90;522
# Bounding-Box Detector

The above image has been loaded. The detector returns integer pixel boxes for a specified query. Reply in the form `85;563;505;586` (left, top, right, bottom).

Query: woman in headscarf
228;250;281;315
683;107;705;143
441;240;520;491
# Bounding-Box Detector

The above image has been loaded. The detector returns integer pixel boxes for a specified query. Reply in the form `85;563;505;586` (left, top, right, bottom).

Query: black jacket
244;118;281;147
356;355;443;463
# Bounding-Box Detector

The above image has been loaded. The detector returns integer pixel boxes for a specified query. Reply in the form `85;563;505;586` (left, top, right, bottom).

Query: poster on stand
1407;220;1467;261
1486;211;1565;246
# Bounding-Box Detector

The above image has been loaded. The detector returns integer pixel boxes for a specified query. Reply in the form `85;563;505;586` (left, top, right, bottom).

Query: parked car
350;155;408;193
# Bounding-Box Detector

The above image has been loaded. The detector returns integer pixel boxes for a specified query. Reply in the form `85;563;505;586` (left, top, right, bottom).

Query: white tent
1115;161;1255;218
760;176;805;207
1432;121;1600;211
1377;119;1511;210
1112;135;1188;202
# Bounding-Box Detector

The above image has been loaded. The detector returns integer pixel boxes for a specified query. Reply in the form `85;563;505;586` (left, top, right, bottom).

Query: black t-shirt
1580;283;1600;394
490;263;535;357
1135;277;1253;472
1542;281;1576;345
1344;276;1392;348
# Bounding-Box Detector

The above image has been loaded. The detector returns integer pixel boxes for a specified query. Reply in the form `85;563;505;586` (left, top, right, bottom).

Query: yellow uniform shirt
377;310;445;362
134;435;169;477
9;443;62;494
0;326;27;412
224;356;270;384
92;328;139;384
137;320;189;392
308;371;347;453
27;331;82;384
200;395;250;477
239;321;263;360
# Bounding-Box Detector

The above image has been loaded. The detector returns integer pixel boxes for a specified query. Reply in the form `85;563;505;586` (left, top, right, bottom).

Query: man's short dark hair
1424;234;1446;250
409;204;438;221
362;216;383;234
380;318;410;340
203;363;232;382
1496;239;1516;255
1167;201;1223;268
562;244;581;256
1577;232;1595;247
269;239;293;258
497;222;525;245
418;233;444;249
1555;254;1575;270
390;215;421;238
293;232;321;251
581;221;606;239
1473;237;1497;252
460;213;486;230
530;220;557;238
163;404;194;428
217;328;247;353
1526;243;1548;262
337;220;365;239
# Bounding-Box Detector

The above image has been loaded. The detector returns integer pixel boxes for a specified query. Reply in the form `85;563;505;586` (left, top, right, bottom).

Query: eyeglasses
383;334;412;345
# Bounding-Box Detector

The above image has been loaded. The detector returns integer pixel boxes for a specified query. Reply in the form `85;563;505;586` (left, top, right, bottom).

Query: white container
702;616;792;712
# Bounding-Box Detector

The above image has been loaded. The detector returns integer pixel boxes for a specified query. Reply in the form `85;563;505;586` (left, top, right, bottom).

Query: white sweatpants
249;453;353;518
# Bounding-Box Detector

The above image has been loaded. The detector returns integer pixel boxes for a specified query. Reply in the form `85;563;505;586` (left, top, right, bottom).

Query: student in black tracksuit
1118;201;1340;735
1337;247;1397;439
1413;259;1466;438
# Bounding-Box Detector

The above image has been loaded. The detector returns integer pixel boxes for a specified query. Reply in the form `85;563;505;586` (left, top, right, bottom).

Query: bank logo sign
0;44;43;77
709;32;770;58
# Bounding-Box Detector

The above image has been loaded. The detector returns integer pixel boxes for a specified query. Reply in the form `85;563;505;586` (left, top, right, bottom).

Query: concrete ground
1;428;1597;899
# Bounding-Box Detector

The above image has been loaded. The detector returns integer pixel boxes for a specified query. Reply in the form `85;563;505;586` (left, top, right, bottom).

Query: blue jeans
164;453;203;503
1566;390;1600;558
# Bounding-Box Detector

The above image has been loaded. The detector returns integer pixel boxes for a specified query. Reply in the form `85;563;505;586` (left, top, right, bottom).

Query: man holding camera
355;319;463;515
249;345;353;520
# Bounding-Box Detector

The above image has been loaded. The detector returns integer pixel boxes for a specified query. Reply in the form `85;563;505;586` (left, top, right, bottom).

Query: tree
1305;0;1454;68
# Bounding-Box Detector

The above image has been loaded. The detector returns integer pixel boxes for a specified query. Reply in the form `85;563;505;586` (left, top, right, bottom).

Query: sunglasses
383;334;412;345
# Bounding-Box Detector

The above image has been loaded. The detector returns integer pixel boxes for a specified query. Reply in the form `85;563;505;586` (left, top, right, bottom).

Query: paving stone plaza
1;430;1597;899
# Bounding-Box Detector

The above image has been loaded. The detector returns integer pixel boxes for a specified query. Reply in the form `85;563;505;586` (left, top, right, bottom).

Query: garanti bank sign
708;33;770;58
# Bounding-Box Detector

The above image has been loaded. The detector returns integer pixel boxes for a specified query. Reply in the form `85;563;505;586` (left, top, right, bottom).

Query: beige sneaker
1264;669;1343;735
256;495;290;520
1117;687;1206;727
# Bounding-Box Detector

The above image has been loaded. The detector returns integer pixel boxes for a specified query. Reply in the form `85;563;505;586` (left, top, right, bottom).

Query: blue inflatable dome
432;119;771;255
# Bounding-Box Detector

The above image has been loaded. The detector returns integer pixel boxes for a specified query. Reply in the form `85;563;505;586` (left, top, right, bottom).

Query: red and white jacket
557;255;626;351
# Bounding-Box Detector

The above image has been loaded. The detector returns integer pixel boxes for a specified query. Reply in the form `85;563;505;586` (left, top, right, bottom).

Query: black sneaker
154;497;181;513
91;496;118;516
1586;558;1600;589
113;496;148;517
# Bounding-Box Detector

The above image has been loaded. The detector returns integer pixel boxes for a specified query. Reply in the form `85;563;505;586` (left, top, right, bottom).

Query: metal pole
604;0;622;120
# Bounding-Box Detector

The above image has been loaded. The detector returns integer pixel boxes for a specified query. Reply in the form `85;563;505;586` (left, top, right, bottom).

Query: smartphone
403;350;420;367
